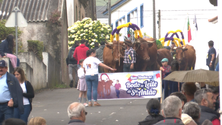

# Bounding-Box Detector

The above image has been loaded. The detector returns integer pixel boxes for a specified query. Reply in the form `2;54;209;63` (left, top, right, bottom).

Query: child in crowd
160;58;171;78
114;80;121;98
77;59;88;106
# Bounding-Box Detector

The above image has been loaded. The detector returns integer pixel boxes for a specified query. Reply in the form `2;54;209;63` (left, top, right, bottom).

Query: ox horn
146;40;155;43
182;46;186;49
173;47;177;49
136;39;141;43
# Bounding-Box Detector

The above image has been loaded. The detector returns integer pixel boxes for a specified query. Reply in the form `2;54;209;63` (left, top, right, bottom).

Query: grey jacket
96;45;105;62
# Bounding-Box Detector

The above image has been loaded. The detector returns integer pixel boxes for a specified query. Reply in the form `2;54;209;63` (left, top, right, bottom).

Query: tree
68;18;112;48
0;20;22;42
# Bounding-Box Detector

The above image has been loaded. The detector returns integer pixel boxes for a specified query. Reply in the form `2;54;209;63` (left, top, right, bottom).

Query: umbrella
163;69;219;86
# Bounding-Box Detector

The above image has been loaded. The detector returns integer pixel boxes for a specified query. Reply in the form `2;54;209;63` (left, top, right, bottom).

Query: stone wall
18;52;47;90
42;52;61;88
19;62;34;86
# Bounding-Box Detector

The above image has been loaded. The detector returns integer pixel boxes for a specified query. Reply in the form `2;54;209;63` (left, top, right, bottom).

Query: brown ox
103;41;125;72
174;45;196;70
98;80;105;97
105;80;113;96
133;38;158;71
157;48;173;66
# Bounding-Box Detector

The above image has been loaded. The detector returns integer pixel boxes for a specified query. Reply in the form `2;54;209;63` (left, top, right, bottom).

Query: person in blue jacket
0;60;23;125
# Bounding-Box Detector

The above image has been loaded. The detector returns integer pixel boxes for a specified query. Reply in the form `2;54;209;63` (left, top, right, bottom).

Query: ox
173;45;196;70
103;41;125;72
133;38;158;71
98;80;105;97
157;48;173;66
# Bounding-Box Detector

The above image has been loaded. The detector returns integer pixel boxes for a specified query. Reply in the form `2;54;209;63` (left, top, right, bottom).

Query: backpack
68;47;75;60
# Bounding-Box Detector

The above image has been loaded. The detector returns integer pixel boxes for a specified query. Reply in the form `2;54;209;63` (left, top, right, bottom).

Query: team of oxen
98;37;196;97
103;37;196;72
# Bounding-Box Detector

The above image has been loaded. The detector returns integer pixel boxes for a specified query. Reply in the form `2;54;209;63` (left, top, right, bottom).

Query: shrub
27;40;44;61
68;17;112;48
48;10;61;27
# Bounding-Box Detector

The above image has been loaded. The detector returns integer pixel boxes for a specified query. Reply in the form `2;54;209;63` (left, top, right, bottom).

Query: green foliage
53;84;68;89
48;10;61;27
68;18;112;48
27;40;44;61
156;40;163;49
0;20;22;41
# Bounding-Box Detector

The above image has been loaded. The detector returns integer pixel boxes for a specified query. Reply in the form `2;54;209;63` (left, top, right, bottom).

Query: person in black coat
0;35;20;69
13;67;34;123
163;60;183;99
138;99;164;125
66;41;79;88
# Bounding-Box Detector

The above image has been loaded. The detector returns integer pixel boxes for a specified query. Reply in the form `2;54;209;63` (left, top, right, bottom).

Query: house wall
98;18;108;25
60;0;69;85
19;23;62;63
74;0;86;21
110;0;218;70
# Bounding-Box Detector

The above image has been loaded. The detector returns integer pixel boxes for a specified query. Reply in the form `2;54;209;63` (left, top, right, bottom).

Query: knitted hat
161;58;168;63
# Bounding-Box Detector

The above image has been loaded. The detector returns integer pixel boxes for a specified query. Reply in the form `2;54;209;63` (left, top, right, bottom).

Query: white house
103;0;218;70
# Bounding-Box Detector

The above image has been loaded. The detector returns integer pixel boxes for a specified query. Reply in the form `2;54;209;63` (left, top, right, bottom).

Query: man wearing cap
0;60;23;124
123;40;136;72
160;58;171;78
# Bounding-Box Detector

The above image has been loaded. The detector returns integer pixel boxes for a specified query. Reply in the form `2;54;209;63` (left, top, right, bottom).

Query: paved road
29;88;150;125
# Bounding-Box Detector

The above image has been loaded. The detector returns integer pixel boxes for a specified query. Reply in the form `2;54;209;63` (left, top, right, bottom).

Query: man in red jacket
73;39;89;65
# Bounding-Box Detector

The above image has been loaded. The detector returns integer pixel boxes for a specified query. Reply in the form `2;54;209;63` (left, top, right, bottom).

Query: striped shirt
123;47;136;64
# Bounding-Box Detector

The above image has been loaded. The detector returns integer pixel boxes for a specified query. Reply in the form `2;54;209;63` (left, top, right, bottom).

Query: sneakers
69;80;73;88
83;103;88;107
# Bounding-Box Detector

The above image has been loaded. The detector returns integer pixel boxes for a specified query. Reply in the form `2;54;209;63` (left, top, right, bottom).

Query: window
111;24;113;30
116;21;118;27
140;4;144;28
127;14;130;32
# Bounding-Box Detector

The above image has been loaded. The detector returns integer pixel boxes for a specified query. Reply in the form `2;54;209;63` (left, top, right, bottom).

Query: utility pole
158;10;161;39
153;0;156;39
108;0;111;26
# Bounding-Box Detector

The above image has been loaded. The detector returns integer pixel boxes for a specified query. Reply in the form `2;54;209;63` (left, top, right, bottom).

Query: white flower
90;42;95;45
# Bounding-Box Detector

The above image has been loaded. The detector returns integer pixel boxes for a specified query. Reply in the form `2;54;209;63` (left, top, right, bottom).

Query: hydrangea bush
68;18;112;48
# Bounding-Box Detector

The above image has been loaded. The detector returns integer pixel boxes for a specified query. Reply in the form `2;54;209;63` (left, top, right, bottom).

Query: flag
188;18;192;43
193;15;198;31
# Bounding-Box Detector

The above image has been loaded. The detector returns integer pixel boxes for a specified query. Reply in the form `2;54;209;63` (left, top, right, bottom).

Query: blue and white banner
97;71;162;100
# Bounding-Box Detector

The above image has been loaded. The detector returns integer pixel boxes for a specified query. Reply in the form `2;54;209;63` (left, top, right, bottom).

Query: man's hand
160;67;165;71
8;99;13;107
3;56;6;58
209;62;212;67
110;68;117;71
130;63;134;70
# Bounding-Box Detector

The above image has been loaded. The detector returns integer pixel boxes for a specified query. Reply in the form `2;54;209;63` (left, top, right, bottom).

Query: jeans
0;103;13;125
123;64;134;72
85;75;98;102
68;64;78;86
115;89;120;98
209;65;215;71
13;104;31;123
